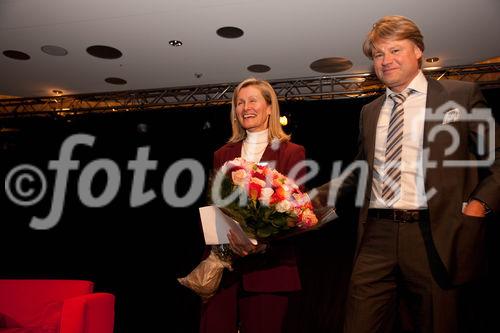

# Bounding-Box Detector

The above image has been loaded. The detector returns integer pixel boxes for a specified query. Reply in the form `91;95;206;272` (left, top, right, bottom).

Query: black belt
367;209;429;223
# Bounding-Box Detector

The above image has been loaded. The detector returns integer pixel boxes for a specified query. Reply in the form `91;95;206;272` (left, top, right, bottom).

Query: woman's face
235;85;271;132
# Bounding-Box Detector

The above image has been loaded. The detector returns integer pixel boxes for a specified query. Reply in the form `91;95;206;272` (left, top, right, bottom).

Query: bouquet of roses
178;157;319;301
212;157;318;239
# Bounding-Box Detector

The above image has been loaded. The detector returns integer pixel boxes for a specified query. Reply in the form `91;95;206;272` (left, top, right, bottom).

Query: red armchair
0;279;115;333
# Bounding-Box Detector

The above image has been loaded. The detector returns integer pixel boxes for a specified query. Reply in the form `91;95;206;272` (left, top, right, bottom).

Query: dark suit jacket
213;140;306;292
320;78;500;288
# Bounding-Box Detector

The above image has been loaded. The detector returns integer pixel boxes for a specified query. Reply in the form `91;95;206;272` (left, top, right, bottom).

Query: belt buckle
398;210;407;223
400;210;419;223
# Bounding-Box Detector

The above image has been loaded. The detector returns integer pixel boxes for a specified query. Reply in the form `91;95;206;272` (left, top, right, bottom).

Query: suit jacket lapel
423;79;447;149
228;141;278;164
422;79;460;222
357;95;385;223
261;144;278;163
227;142;242;161
423;79;447;189
365;95;386;169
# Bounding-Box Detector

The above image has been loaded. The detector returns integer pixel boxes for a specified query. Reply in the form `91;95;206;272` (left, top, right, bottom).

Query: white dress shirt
370;71;429;209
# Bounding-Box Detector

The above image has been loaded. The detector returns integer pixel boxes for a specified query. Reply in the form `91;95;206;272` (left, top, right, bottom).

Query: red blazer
213;140;306;292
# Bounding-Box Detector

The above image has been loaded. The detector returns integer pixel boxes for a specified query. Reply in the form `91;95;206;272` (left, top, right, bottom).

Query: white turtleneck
241;129;269;163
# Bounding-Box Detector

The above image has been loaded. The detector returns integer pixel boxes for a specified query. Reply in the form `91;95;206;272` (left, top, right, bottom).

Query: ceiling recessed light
310;57;353;73
426;57;440;63
41;45;68;56
3;50;31;60
216;26;244;39
86;45;123;59
169;40;183;47
105;77;127;85
247;64;271;73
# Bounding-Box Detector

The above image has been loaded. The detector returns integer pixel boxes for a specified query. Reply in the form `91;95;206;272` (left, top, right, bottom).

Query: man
314;15;499;332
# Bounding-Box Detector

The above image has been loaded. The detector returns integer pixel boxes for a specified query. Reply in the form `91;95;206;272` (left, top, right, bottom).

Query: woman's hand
227;230;267;257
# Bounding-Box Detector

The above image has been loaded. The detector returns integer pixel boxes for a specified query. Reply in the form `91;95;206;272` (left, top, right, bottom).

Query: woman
200;77;306;333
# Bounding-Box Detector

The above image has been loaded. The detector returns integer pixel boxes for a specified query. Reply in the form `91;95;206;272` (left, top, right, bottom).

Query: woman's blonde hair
228;77;290;143
362;15;425;67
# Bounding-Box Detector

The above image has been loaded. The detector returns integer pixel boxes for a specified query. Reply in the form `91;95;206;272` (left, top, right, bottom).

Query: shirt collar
385;70;428;97
245;129;269;144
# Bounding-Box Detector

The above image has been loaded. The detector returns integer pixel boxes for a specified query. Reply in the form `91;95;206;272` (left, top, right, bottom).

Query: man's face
372;38;422;93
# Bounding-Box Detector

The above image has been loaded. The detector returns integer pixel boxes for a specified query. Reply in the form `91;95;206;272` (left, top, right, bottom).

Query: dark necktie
382;90;410;206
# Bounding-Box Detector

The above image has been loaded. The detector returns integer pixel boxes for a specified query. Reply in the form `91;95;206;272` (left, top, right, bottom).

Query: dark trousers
344;216;459;333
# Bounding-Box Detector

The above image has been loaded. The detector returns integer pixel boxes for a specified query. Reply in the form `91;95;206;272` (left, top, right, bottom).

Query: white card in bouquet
199;205;257;245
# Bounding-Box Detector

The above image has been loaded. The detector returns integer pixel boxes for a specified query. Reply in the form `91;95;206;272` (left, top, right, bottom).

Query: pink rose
231;169;248;186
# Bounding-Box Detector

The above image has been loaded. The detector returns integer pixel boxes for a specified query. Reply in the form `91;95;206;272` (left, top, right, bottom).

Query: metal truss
0;63;499;118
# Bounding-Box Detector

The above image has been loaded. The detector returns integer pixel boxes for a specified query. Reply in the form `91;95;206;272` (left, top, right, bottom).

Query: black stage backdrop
0;88;498;333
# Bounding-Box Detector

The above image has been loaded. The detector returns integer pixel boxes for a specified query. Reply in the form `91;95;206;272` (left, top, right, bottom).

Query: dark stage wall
0;88;499;333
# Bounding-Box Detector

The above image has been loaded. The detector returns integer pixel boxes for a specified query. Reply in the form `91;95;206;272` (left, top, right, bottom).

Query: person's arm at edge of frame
464;83;500;217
